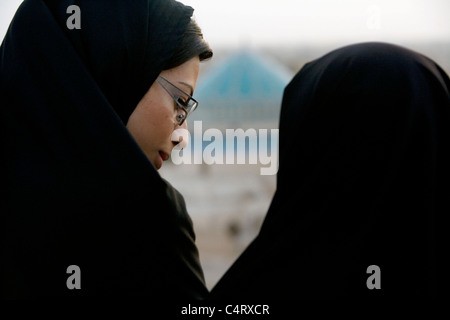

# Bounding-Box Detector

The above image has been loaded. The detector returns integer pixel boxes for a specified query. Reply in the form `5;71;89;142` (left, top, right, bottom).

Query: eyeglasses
156;75;198;126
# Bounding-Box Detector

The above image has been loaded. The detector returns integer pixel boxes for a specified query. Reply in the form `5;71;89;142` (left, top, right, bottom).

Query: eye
177;97;189;107
176;113;186;124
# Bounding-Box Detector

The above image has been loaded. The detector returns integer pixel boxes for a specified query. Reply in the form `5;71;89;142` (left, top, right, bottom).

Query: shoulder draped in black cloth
0;0;208;298
210;42;450;299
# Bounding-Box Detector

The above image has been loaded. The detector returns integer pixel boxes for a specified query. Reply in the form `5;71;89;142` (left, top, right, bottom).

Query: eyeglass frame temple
156;75;198;114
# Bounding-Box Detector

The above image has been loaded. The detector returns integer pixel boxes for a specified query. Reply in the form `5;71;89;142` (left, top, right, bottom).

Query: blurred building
191;49;293;129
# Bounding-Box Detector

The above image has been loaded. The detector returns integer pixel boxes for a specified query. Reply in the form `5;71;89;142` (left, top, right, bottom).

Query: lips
159;151;170;161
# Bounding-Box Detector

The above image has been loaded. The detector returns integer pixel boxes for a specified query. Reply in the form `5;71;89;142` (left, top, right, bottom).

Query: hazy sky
1;0;450;48
182;0;450;48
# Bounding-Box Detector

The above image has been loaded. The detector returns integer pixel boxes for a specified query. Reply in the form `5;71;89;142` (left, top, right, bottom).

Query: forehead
160;57;200;87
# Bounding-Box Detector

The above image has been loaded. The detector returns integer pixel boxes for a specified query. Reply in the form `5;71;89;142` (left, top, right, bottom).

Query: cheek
126;98;174;153
144;101;173;131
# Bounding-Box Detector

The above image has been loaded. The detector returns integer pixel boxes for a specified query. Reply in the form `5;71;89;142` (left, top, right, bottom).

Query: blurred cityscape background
2;0;449;290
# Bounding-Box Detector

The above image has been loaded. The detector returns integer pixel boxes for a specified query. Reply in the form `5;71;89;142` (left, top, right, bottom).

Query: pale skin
126;57;200;170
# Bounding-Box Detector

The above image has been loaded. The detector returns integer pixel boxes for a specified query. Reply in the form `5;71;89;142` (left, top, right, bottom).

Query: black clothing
210;42;450;299
0;0;207;298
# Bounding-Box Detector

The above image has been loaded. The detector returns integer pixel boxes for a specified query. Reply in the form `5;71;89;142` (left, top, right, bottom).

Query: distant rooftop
191;49;294;128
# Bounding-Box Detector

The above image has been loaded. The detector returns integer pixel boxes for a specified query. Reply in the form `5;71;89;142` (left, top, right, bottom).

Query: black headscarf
210;42;449;299
0;0;208;298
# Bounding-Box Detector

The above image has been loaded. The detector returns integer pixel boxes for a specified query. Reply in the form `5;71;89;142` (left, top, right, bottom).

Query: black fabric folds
0;0;208;298
210;42;449;299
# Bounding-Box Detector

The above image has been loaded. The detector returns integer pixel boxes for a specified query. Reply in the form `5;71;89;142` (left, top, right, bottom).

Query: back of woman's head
275;42;450;197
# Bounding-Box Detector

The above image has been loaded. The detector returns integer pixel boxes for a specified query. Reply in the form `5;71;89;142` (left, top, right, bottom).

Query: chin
154;156;163;170
152;160;161;170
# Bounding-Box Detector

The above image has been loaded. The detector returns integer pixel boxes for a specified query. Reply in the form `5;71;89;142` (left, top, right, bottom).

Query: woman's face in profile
126;56;200;170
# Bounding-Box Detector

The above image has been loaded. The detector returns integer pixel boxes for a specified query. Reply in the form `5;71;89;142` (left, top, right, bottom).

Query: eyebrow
178;81;194;96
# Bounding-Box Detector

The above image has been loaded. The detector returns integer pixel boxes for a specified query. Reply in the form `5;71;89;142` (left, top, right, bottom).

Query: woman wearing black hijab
0;0;212;298
210;42;449;299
